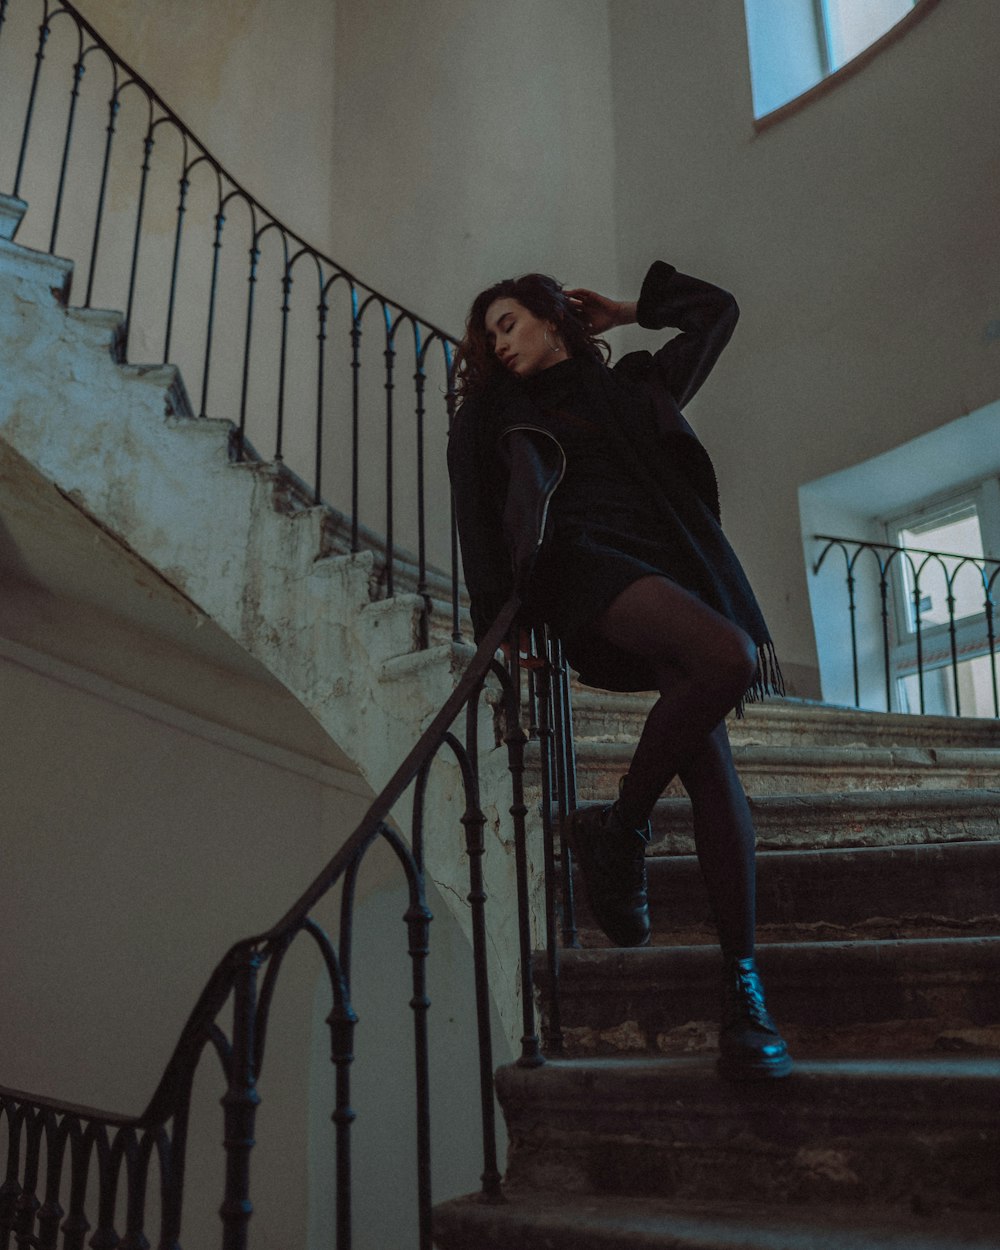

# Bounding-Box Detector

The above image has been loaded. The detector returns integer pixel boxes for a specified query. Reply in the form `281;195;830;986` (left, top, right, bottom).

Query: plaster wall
608;0;1000;695
328;0;620;329
68;0;338;252
0;640;500;1249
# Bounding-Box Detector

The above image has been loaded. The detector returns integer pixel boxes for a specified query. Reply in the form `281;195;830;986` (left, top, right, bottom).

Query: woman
447;260;791;1081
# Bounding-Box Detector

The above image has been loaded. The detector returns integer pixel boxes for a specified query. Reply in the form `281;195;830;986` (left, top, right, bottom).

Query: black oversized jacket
447;261;741;685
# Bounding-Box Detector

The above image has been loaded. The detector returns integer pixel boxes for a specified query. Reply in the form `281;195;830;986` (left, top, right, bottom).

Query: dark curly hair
453;272;609;401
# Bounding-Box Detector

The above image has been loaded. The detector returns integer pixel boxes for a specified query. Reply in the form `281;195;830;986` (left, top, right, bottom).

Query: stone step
434;1191;1000;1250
558;740;1000;800
0;233;73;303
558;789;1000;855
0;193;28;242
569;691;1000;751
541;939;1000;1060
568;839;1000;946
495;1056;1000;1212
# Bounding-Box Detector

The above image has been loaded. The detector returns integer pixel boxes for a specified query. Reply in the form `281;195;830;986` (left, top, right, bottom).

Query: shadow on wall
800;398;1000;712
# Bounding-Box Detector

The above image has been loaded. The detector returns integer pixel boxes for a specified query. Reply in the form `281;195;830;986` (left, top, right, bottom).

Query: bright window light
745;0;918;119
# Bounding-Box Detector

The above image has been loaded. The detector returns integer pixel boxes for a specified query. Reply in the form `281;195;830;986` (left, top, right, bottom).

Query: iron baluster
0;1102;22;1244
534;632;565;1053
445;365;462;641
49;49;86;254
11;1107;40;1247
275;254;293;462
913;581;926;714
297;918;357;1250
551;638;580;948
844;565;864;707
162;161;190;363
349;300;361;553
878;559;892;712
946;581;961;717
156;1112;186;1250
404;891;434;1250
118;1128;150;1250
327;976;358;1250
314;285;329;504
124;125;156;358
414;353;428;604
503;644;544;1069
383;322;396;596
12;13;50;198
555;638;579;816
34;1113;65;1250
219;944;262;1250
61;1125;92;1250
457;699;503;1202
90;1125;120;1250
84;90;120;309
199;201;226;418
236;239;261;461
987;579;999;718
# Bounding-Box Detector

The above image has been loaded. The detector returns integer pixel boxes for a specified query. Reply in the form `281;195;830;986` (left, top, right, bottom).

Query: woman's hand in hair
566;288;638;335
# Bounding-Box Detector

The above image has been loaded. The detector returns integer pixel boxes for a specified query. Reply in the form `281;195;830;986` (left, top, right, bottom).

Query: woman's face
483;297;562;378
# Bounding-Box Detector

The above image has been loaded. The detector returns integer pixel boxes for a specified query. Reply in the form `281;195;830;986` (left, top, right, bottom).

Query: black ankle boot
717;956;792;1081
564;803;651;947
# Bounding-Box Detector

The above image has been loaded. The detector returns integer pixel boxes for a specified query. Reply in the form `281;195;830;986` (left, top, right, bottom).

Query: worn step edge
434;1192;1000;1250
569;691;1000;751
570;840;1000;943
601;789;1000;854
496;1056;1000;1211
553;741;1000;799
543;938;1000;1059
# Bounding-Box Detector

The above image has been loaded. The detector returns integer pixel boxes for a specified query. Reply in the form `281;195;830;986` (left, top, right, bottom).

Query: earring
544;328;563;355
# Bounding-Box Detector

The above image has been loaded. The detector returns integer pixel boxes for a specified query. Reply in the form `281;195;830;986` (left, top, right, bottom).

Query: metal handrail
0;0;463;633
0;603;580;1248
813;534;1000;717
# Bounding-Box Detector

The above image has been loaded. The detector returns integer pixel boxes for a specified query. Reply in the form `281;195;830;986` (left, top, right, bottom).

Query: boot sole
716;1052;794;1081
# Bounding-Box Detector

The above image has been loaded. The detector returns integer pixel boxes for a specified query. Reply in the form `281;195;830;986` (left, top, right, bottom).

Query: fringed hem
734;641;785;719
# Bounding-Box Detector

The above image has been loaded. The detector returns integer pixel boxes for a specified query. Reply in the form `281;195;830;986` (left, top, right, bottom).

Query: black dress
516;355;780;704
448;261;783;707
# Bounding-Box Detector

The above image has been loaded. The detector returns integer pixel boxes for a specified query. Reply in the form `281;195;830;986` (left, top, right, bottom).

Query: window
745;0;918;119
883;480;1000;718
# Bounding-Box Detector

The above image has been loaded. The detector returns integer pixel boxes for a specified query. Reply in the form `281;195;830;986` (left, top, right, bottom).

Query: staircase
434;696;1000;1248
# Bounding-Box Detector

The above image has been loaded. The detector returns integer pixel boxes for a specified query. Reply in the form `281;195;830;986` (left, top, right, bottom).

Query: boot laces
730;964;776;1032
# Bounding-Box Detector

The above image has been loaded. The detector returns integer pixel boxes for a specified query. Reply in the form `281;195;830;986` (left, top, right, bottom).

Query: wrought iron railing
0;2;589;1243
813;535;1000;717
0;605;581;1248
0;0;461;627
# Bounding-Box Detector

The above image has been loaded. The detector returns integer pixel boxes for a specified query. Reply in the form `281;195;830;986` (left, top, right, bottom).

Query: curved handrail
0;596;581;1249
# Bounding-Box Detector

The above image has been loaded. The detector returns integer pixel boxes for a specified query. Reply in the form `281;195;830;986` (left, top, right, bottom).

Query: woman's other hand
500;628;546;671
566;288;638;335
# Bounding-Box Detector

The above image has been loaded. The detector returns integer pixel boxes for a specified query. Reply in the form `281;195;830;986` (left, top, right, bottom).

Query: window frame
751;0;942;133
881;476;1000;712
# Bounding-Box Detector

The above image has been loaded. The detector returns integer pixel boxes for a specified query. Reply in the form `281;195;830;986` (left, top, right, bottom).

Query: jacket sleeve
635;261;739;409
447;401;513;642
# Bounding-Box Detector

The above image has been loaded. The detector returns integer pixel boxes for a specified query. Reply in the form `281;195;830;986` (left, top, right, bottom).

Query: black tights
594;576;759;960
